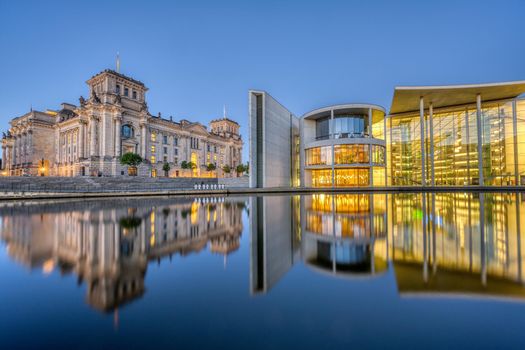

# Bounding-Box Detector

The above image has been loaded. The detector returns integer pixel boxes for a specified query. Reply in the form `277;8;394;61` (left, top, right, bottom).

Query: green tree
120;152;143;176
222;164;231;175
162;162;171;177
181;160;188;169
236;164;246;176
206;163;216;172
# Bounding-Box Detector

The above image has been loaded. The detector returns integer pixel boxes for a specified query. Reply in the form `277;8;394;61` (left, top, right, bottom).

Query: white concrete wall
249;91;297;188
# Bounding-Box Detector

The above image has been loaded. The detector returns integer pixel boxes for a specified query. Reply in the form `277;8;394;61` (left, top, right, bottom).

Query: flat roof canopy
389;80;525;115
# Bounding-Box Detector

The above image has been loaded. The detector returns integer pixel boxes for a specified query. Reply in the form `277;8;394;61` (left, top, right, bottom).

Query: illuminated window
151;145;156;153
151;132;156;142
150;155;156;163
311;169;333;187
305;146;332;166
334;144;369;164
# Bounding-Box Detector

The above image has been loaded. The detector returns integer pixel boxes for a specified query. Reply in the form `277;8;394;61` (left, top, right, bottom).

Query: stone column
1;146;5;170
12;136;17;166
101;112;107;157
90;117;97;157
78;122;84;159
114;115;121;157
141;123;147;157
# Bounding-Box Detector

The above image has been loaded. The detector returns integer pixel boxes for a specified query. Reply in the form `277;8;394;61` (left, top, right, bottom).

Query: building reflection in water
0;197;245;312
251;192;525;301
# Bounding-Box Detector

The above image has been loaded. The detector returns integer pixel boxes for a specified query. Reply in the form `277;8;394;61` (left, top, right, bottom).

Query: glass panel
517;100;525;184
334;144;369;164
311;169;333;187
335;168;370;187
316;118;330;140
305;146;332;166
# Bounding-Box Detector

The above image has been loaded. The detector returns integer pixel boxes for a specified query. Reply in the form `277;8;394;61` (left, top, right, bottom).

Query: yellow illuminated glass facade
334;144;369;164
305;194;387;239
335;168;369;186
305;146;332;166
390;98;525;186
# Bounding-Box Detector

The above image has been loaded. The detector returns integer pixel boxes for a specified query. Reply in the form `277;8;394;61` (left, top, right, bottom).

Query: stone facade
1;69;243;177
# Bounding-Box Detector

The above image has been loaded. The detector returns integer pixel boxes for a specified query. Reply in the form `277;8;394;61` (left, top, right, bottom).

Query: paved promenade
0;180;523;201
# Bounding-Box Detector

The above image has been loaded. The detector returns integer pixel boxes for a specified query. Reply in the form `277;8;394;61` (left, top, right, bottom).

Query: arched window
122;125;134;139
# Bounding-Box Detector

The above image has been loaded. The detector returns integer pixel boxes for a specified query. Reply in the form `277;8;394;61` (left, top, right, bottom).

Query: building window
333;114;367;138
132;90;137;99
124;87;129;96
334;144;370;164
151;155;156;163
163;146;168;154
151;169;157;177
122;125;134;138
316;117;331;140
116;84;121;94
207;144;211;152
214;146;217;153
191;137;199;149
174;137;178;146
151;132;156;142
163;135;168;144
174;148;178;156
174;158;178;165
163;155;168;162
305;146;332;166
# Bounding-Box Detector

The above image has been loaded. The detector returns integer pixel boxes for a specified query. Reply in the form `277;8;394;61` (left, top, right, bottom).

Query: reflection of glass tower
0;197;245;312
391;193;525;300
250;194;388;294
301;194;388;278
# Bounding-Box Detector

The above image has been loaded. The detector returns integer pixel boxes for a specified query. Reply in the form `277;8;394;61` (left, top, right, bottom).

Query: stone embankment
0;176;249;199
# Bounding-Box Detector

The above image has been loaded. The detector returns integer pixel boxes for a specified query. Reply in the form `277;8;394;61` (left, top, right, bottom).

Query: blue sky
1;0;524;161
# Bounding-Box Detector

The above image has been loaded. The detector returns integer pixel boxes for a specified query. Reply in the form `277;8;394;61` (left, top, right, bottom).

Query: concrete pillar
429;103;435;186
368;108;373;137
331;109;335;187
512;100;519;185
465;108;470;185
476;94;484;186
114;116;121;157
419;97;426;186
384;113;387;184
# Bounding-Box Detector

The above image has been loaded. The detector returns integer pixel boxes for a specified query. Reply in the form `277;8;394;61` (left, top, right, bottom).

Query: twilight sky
1;0;524;161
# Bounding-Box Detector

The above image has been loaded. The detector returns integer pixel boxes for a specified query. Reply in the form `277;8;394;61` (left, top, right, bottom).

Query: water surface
1;193;525;349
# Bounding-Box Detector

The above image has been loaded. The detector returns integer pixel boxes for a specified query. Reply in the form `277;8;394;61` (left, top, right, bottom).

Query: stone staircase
0;176;219;193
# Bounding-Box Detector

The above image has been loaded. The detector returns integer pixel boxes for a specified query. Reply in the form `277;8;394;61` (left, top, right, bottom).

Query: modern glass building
302;104;387;187
249;81;525;188
388;82;525;187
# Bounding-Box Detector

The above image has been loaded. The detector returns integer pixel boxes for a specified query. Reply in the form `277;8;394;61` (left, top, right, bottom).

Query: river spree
1;193;525;349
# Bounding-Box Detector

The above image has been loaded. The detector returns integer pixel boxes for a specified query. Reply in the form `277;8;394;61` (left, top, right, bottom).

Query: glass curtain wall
515;100;525;185
390;98;525;186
